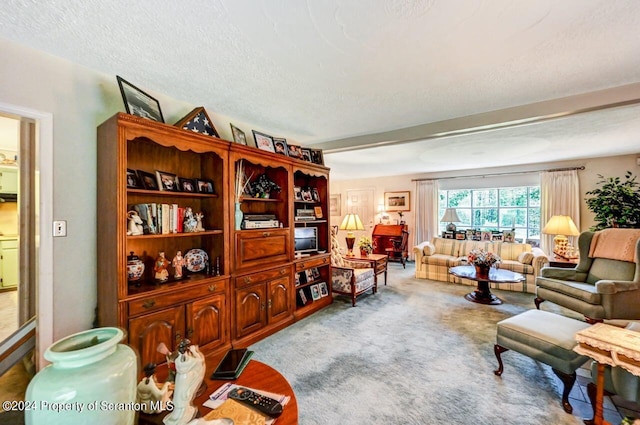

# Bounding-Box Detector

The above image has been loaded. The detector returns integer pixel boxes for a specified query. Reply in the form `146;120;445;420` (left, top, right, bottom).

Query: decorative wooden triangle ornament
174;107;219;137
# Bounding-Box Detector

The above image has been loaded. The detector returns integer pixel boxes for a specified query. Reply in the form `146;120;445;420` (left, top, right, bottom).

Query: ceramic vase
474;265;490;280
25;327;137;425
126;251;145;284
235;202;243;230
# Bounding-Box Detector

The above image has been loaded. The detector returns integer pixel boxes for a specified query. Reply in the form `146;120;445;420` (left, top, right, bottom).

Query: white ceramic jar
25;327;137;425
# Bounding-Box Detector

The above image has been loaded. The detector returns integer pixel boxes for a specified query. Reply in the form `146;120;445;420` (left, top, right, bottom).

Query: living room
1;2;640;424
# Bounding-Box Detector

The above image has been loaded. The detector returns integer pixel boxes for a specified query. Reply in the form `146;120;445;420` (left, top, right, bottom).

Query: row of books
131;203;195;235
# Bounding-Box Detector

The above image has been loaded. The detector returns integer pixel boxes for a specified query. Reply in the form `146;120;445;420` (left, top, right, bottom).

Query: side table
547;254;579;269
343;253;388;285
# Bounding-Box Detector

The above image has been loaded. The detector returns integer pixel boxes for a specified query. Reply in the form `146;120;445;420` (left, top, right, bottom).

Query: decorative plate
184;249;209;273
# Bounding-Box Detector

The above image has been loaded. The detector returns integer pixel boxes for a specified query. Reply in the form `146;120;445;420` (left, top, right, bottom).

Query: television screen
294;227;318;253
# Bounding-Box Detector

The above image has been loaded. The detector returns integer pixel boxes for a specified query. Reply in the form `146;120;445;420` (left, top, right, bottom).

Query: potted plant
585;171;640;231
357;236;373;256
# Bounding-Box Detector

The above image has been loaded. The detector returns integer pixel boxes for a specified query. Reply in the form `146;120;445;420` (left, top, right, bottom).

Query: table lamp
542;215;580;258
440;208;461;232
339;213;364;256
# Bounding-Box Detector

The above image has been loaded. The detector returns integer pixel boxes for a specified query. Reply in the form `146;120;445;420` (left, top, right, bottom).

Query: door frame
0;101;54;368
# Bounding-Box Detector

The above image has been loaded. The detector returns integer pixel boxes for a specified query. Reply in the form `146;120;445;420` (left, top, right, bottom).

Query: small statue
183;207;197;233
127;210;144;236
154;252;170;281
136;363;173;414
194;212;205;232
172;251;185;279
162;341;205;425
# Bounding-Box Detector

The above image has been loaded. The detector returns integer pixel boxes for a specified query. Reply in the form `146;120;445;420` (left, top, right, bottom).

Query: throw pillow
517;251;534;265
424;243;436;256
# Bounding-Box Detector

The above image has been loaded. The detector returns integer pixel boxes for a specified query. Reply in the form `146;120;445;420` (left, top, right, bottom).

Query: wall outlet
53;220;67;237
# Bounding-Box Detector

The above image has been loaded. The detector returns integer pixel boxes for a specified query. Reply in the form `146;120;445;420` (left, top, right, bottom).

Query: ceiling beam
316;83;640;154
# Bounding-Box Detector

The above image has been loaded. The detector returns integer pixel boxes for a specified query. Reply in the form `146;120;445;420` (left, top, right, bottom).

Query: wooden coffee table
449;265;525;305
139;355;298;424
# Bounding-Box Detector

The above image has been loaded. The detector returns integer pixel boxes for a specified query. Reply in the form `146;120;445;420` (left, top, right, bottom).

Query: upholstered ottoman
494;309;590;413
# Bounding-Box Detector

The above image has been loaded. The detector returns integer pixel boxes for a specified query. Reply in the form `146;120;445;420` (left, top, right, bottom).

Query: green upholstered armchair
535;229;640;320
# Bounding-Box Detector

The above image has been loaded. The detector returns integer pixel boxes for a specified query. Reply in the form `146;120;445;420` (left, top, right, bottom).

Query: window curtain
539;170;580;253
415;180;439;245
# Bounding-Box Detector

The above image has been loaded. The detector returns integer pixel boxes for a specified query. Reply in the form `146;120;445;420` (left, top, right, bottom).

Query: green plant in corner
357;236;373;254
585;171;640;231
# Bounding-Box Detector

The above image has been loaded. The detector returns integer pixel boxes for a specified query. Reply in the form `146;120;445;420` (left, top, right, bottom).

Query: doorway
0;103;54;404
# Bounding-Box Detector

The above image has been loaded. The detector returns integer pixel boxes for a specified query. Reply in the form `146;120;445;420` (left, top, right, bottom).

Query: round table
449;265;525;305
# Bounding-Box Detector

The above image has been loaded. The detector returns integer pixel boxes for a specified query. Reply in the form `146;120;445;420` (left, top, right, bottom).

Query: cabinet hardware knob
262;232;271;237
142;300;156;309
268;299;272;308
244;277;252;284
279;269;286;275
261;303;265;310
175;332;182;341
208;284;217;292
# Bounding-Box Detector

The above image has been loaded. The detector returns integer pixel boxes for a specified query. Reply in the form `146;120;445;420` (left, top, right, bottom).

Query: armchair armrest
332;266;354;280
343;259;373;269
530;248;548;277
540;267;588;281
596;279;640;295
413;241;435;264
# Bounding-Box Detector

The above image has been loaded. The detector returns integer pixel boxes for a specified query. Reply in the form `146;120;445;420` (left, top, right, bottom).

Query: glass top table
449;265;525;305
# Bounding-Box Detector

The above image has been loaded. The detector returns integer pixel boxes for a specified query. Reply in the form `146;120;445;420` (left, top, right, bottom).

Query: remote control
228;387;284;418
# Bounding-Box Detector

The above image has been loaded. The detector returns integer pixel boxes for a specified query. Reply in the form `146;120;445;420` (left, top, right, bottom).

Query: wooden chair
385;230;409;268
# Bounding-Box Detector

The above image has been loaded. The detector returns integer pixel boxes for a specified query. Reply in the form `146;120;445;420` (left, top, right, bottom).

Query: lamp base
446;222;457;232
345;235;355;256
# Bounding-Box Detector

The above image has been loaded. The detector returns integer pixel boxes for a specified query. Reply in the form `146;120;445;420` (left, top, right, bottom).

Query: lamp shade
339;213;365;231
542;215;579;236
440;208;461;223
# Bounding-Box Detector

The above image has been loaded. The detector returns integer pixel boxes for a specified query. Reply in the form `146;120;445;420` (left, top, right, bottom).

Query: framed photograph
180;178;196;193
314;206;323;219
287;144;303;159
312;267;321;280
252;130;275;153
503;230;515;243
174;107;219;137
384;191;411;212
301;148;312;162
155;170;178;191
196;179;215;194
442;231;454;239
230;123;247;145
273;138;289;156
481;231;492;241
492;233;504;242
298;288;308;305
126;169;143;189
305;269;314;282
381;213;391;225
310;149;324;165
319;281;328;297
311;188;320;202
116;76;164;123
294;187;303;201
301;188;313;202
310;284;321;301
329;194;341;216
137;170;159;191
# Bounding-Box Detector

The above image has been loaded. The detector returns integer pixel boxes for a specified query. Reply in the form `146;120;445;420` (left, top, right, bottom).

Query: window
439;186;540;242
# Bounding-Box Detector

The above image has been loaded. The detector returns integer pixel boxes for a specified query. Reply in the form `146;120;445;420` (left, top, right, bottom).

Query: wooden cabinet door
0;239;18;288
186;293;227;352
268;276;291;324
129;306;185;368
234;284;267;339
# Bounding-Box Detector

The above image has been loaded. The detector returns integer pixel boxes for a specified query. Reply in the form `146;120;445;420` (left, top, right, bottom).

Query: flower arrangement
467;249;501;267
251;174;281;198
357;236;373;254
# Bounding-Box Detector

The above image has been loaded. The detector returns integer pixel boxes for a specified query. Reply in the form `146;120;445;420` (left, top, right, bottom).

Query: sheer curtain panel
415;180;439;246
540;169;581;253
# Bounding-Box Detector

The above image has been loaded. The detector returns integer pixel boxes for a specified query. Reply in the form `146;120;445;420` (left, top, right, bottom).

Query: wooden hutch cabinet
97;113;331;367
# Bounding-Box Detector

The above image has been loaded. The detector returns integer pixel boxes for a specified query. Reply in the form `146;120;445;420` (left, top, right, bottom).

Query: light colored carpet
250;264;584;425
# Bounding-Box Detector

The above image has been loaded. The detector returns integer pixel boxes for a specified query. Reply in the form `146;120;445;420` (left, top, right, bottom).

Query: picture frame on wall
116;76;164;123
230;124;247;145
329;194;341;216
384;191;410;212
252;130;276;153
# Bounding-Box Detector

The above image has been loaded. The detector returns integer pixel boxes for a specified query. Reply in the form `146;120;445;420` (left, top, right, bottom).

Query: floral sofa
413;237;547;293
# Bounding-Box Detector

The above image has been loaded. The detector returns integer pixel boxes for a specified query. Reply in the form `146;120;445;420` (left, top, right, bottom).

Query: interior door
346;188;375;233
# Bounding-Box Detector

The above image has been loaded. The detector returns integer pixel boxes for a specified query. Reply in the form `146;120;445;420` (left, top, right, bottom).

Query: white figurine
183;207;197;233
136;364;173;414
127;210;144;235
163;344;206;425
194;212;205;232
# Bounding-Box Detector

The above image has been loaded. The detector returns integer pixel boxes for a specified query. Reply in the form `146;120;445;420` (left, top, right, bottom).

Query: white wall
330;154;640;256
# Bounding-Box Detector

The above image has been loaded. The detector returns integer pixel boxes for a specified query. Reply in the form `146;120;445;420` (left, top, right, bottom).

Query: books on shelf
129;203;202;235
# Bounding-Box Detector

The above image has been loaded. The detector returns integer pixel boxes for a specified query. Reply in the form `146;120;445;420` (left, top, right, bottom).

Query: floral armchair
330;227;376;306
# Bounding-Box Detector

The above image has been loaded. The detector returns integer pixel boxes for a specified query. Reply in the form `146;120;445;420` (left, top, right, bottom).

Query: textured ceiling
1;0;640;179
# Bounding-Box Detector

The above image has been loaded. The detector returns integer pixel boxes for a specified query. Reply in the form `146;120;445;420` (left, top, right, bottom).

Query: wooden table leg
591;362;611;425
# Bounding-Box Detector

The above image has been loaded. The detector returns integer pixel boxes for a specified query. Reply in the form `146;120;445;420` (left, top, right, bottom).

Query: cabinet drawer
128;280;228;316
375;261;387;273
294;255;330;271
235;229;290;270
235;266;290;289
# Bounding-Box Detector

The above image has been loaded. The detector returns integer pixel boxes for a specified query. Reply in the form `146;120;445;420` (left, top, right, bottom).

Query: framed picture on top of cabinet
252;130;275;153
273;138;289;156
116;76;164;123
384;191;410;212
301;148;312;162
174;107;219;138
230;123;247;145
310;149;324;165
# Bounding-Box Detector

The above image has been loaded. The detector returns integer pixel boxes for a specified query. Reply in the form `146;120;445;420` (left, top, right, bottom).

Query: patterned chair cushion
331;267;375;293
